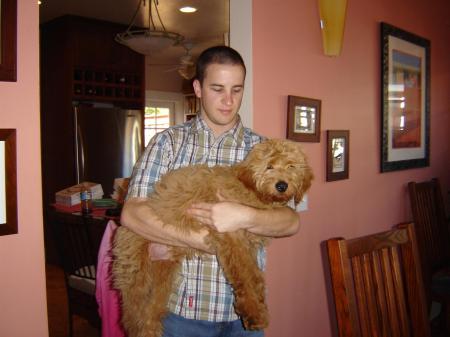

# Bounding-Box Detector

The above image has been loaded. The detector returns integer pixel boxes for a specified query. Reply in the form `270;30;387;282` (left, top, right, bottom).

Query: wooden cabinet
40;15;145;257
72;67;143;103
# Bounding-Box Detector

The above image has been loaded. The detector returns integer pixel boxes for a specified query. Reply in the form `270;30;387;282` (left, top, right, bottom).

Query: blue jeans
162;312;264;337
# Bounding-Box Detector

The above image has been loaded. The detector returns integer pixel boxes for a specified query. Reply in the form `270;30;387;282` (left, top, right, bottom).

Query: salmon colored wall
0;1;48;336
253;0;450;336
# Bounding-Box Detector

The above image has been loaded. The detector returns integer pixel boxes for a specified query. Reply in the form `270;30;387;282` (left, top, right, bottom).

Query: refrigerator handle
74;106;85;183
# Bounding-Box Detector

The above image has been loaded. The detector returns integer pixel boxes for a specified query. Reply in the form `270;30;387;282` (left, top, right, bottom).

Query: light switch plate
296;194;308;212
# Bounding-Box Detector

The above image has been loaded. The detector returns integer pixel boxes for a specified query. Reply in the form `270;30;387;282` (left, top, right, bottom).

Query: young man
121;46;300;337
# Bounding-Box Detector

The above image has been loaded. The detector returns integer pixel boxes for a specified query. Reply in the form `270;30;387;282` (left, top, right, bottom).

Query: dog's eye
288;165;296;169
266;164;273;170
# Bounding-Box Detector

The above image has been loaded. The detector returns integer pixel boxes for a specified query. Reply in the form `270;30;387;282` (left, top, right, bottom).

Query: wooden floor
46;264;99;337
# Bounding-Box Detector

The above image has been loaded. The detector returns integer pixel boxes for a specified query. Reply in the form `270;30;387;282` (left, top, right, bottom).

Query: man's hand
187;200;253;233
187;192;254;232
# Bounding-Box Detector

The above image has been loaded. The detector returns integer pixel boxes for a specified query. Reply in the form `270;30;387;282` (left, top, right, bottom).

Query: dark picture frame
287;95;321;142
327;130;349;182
0;0;17;82
380;22;430;172
0;129;18;236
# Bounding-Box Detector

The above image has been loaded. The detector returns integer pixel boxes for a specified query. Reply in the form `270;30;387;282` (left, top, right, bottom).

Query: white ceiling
39;0;229;64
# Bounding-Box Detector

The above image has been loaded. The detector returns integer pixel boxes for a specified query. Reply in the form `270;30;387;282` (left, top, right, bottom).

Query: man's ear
193;79;202;98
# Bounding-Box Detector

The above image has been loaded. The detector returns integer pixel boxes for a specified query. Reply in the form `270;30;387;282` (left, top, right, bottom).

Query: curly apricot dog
112;139;313;337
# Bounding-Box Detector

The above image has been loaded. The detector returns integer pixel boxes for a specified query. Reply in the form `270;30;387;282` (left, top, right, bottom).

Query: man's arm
187;201;300;237
120;197;213;253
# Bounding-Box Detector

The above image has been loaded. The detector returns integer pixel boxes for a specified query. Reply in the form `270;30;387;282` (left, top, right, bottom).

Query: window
144;101;174;145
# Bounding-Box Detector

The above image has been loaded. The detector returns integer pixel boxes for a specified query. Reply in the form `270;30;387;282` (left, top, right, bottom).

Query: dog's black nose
275;181;288;192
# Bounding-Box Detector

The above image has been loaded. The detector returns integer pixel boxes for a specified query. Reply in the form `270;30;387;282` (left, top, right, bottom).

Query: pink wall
0;1;48;336
253;0;450;336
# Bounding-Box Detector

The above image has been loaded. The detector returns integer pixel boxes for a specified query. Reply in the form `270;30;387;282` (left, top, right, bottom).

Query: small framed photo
287;95;321;142
326;130;349;182
380;22;430;172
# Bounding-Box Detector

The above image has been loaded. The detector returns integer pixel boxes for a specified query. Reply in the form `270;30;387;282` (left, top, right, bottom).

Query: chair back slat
365;252;388;337
327;223;431;337
351;257;372;337
388;247;410;336
327;240;362;337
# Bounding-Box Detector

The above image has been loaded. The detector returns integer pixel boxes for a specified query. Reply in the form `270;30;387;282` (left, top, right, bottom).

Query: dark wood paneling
40;15;144;262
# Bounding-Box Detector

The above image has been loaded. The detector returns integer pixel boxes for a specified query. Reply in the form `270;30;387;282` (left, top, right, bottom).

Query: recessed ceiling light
179;6;197;13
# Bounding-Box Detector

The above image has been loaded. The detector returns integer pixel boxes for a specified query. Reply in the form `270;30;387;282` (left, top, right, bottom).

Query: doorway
39;1;252;336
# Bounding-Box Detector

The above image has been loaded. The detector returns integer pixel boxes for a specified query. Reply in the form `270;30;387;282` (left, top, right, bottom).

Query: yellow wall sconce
318;0;348;56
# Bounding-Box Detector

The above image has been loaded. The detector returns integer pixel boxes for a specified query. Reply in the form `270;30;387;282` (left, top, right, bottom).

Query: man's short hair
195;46;246;84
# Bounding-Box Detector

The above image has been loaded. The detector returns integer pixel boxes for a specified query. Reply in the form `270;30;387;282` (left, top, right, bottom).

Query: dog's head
236;139;313;205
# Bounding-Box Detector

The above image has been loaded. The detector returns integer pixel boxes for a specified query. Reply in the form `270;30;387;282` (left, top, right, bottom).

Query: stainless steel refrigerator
74;106;143;198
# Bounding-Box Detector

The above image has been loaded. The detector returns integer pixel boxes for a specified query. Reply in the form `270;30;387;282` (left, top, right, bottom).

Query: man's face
193;63;245;137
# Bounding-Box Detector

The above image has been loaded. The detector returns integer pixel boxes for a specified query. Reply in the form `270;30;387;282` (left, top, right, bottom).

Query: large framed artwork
0;129;18;236
0;0;17;82
380;22;430;172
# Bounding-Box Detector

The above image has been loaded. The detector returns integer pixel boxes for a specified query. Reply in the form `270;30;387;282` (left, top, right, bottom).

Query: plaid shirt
127;115;265;322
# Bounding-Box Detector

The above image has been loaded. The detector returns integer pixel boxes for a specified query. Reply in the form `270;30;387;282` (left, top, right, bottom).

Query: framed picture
0;129;18;236
326;130;349;182
0;0;17;81
287;95;321;142
380;22;430;172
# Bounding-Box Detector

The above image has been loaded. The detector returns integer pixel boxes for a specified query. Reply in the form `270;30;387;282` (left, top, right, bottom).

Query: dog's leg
212;232;269;330
145;260;180;337
112;227;156;337
112;227;183;337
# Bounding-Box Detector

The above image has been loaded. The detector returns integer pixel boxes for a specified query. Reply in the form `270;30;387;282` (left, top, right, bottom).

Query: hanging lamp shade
318;0;348;56
116;0;184;55
116;30;184;55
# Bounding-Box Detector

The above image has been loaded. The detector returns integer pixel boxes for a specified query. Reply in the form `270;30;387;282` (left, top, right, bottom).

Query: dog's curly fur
112;139;313;337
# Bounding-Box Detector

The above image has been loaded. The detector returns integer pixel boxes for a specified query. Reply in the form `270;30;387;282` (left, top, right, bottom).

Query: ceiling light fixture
116;0;184;55
179;6;197;13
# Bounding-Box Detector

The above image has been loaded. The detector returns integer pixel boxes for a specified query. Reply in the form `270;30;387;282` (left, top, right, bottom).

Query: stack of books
55;182;103;206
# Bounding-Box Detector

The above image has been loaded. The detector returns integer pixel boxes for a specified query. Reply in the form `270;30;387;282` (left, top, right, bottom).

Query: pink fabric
95;220;125;337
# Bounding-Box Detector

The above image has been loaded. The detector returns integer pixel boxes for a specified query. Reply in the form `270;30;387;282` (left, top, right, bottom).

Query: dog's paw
242;315;269;331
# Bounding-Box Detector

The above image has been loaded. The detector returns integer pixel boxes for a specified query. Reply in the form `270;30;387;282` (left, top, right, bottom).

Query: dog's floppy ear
294;166;314;205
235;142;269;191
235;165;256;191
289;141;314;205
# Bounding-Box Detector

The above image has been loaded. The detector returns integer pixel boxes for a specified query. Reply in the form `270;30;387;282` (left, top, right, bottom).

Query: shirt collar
190;114;245;145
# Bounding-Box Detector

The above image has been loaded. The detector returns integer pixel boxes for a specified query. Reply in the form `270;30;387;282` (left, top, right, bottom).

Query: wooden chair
326;223;431;337
50;211;102;337
408;178;450;330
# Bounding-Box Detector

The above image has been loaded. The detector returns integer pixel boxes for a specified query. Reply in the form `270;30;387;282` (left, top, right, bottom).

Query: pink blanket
95;220;125;337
